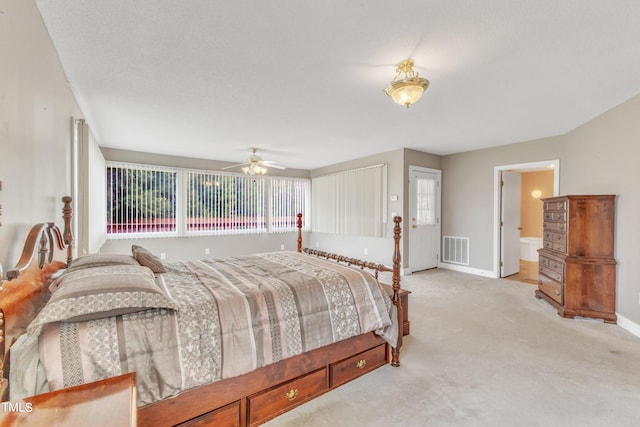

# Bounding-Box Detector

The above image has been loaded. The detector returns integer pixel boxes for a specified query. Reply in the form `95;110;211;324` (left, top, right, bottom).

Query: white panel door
501;171;521;277
409;167;441;272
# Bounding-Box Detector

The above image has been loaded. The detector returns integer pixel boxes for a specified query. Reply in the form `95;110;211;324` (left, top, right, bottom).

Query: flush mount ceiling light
384;59;430;108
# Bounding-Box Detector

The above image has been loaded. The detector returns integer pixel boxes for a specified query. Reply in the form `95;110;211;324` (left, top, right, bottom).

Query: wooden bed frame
0;197;404;426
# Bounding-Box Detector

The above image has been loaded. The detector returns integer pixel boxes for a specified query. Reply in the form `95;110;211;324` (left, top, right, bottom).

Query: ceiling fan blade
221;162;248;170
262;162;286;170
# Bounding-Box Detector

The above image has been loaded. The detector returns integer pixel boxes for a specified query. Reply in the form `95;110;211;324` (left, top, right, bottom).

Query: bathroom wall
520;170;554;237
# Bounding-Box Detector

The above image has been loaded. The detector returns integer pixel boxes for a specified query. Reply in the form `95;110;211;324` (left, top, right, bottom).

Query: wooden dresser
535;195;617;323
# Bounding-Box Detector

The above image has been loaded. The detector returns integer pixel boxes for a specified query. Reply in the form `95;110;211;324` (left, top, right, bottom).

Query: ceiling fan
221;148;286;175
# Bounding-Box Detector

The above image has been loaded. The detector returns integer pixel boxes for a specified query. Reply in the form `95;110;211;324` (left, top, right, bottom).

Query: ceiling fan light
243;162;268;176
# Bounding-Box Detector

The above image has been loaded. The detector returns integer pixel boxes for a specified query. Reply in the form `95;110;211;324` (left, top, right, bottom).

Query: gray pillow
131;245;166;273
66;253;140;272
29;265;178;333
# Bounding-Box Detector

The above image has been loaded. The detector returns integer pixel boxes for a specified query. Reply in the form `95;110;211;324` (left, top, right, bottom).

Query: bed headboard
0;197;73;400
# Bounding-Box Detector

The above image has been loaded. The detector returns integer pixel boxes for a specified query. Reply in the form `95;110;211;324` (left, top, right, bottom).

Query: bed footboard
298;216;404;366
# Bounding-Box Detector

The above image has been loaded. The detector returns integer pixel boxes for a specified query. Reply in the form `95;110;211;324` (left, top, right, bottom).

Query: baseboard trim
616;313;640;338
438;262;497;278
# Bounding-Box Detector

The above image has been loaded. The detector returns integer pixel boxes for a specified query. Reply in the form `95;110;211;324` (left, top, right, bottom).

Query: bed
0;197;404;426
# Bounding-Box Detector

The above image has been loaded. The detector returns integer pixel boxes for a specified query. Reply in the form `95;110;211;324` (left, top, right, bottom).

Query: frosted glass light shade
384;59;430;108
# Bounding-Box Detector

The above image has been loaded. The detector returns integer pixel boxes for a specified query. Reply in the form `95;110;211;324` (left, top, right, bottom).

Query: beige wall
0;0;82;270
441;137;562;272
520;170;554;237
442;93;640;325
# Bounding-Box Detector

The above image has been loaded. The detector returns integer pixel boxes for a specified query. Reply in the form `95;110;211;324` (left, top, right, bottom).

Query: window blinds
106;163;178;236
106;161;310;237
311;164;387;237
186;171;267;233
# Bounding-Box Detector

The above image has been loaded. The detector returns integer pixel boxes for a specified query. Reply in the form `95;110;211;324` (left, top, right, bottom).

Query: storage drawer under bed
247;368;327;426
330;343;387;388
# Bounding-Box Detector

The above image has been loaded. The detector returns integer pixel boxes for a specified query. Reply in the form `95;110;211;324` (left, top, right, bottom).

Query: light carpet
264;268;640;427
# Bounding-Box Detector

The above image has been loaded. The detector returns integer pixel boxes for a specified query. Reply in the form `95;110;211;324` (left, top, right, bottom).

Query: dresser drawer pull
356;359;367;369
284;389;299;401
556;275;561;281
555;290;560;296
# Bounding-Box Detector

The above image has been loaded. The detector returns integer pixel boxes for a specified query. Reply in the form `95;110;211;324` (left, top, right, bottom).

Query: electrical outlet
205;248;210;255
160;253;166;260
364;248;368;255
316;241;320;248
280;244;285;250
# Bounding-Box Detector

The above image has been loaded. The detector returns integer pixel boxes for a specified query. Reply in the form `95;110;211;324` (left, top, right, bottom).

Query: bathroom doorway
494;160;559;283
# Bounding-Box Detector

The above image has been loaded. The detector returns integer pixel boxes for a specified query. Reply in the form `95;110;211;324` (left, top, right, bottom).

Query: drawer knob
284;389;299;401
356;359;367;369
555;290;560;296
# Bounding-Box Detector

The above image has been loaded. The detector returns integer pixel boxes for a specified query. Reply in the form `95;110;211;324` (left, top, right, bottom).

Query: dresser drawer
544;200;566;211
330;344;387;388
539;264;563;283
179;401;241;427
543;238;566;253
539;256;563;277
543;221;566;231
544;231;566;253
247;368;327;426
538;274;563;304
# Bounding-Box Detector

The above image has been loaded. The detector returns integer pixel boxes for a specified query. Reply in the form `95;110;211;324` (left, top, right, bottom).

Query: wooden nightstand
0;373;136;426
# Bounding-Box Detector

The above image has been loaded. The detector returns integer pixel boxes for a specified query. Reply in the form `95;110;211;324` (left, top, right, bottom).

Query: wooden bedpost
391;216;403;367
296;213;303;253
61;196;73;266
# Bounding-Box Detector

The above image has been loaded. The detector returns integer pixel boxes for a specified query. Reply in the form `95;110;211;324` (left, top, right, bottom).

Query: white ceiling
36;0;640;170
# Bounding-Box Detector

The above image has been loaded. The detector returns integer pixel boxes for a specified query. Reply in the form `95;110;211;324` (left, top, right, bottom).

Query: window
311;164;387;237
186;171;266;233
106;162;309;238
415;175;436;225
107;163;177;236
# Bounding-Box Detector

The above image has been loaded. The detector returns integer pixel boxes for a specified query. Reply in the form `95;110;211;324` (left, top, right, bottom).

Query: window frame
106;161;310;239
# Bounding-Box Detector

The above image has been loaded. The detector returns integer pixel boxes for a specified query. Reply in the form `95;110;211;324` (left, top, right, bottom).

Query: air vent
442;236;469;265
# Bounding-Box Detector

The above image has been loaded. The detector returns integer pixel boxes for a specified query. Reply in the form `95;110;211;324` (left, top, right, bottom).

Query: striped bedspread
37;251;396;406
